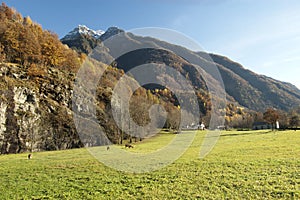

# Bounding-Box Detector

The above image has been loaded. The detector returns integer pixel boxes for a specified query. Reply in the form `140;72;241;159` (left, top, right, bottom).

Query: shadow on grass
220;130;274;137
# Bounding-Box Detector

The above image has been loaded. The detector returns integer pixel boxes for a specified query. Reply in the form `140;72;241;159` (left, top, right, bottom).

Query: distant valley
0;3;299;154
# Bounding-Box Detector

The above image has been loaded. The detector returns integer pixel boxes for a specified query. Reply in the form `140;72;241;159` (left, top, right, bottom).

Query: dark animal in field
107;146;110;151
28;154;32;159
125;144;133;148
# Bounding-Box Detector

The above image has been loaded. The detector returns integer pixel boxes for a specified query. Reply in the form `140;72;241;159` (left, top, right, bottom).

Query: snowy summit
62;25;104;40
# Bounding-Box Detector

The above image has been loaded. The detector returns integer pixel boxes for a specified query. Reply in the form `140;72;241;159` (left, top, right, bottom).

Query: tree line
225;106;300;130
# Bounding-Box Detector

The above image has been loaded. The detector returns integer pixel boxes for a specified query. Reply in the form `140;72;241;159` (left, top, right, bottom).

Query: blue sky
4;0;300;89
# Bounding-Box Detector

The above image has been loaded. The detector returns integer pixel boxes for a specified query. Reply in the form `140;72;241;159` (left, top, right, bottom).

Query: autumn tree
277;110;289;129
164;102;180;131
0;43;5;61
19;26;41;65
263;108;279;130
0;3;80;70
289;114;300;129
253;111;264;123
1;22;20;62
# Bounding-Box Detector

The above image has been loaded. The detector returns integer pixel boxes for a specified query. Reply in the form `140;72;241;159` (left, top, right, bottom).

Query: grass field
0;130;299;199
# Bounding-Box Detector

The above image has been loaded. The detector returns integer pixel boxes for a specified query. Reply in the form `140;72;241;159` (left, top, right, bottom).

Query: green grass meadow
0;130;299;199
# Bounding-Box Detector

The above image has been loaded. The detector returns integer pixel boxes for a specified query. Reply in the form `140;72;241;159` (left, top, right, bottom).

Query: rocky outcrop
0;63;82;154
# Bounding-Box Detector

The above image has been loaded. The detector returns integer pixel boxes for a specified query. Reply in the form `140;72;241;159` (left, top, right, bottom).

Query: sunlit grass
0;130;299;199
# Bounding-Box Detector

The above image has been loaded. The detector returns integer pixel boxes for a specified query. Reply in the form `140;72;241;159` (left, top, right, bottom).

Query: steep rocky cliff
0;61;173;154
0;63;82;154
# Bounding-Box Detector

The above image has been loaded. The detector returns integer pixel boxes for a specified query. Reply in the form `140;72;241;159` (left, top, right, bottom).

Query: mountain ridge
63;25;300;90
61;25;300;112
1;3;299;155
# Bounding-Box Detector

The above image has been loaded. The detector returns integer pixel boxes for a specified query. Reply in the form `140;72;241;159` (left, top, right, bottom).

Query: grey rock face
0;63;82;154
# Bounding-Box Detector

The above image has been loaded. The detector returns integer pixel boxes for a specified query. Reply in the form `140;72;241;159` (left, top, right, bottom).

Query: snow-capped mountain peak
62;25;104;40
77;25;104;38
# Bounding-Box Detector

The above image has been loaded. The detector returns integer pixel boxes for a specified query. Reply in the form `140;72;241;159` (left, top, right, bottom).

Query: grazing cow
107;146;110;151
125;144;133;148
28;154;32;159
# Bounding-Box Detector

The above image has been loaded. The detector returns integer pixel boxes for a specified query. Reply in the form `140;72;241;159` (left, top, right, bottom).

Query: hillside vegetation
0;3;80;71
62;23;300;112
0;3;300;154
0;4;183;153
209;53;300;111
